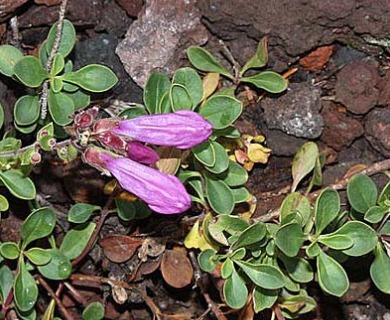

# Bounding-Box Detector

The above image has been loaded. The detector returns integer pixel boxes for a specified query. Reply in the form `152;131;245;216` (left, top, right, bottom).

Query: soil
1;0;390;319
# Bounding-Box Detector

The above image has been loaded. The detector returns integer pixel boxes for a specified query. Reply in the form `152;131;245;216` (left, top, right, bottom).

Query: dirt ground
1;0;390;319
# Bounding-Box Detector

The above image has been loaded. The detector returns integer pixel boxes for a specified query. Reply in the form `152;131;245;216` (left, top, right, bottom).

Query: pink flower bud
127;141;160;165
113;110;212;149
82;147;191;214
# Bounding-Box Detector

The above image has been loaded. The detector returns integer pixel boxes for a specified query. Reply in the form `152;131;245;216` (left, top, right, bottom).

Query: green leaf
50;77;64;93
241;37;269;75
0;170;36;200
159;91;172;113
275;222;305;257
0;194;9;212
305;242;321;258
62;64;118;92
60;222;96;260
314;188;340;235
208;215;249;245
144;72;171;114
222;160;248;187
65;89;90;110
46;19;76;58
231;223;266;250
0;101;4;129
280;255;313;283
14;95;40;126
0;45;24;76
82;301;105;320
187;46;233;79
317;234;353;250
170;84;193;111
317;251;349;297
235;261;285;289
21;207;56;249
378;180;390;206
50;53;65;76
364;206;388;224
24;248;52;266
253;287;278;313
48;89;75;126
223;267;248;309
115;198;136;221
280;192;311;227
14;259;38;312
0;265;13;303
370;243;390;294
241;71;288;93
333;221;378;256
279;290;317;317
198;249;218;272
172;67;203;107
192;140;215;167
347;174;378;213
37;249;72;280
205;141;230;174
221;258;234;279
0;242;20;259
68;203;100;224
291;142;319;192
119;105;148;119
14;122;37;134
14;56;49;87
188;178;205;204
231;187;251;203
205;175;235;214
200;95;242;129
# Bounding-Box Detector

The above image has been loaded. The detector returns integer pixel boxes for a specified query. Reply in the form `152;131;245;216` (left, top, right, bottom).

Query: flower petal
113;110;213;149
104;155;191;214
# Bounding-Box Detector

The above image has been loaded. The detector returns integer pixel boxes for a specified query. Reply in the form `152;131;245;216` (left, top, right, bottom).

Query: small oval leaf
347;174;378;213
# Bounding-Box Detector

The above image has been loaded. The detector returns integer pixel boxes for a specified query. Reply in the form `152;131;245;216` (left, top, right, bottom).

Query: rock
74;34;143;103
261;82;324;139
0;0;29;23
197;0;390;67
261;128;308;157
378;71;390;106
335;60;380;114
115;0;144;18
116;0;209;87
321;102;364;150
365;107;390;157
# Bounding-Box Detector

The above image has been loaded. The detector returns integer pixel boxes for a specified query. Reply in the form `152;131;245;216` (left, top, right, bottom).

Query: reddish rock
116;0;209;87
115;0;144;18
321;102;364;151
299;45;334;71
335;60;380;114
378;71;390;106
0;0;29;22
365;107;390;157
34;0;61;5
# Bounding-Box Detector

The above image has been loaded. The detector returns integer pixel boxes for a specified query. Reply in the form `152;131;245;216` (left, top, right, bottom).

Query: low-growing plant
0;13;389;320
194;142;390;318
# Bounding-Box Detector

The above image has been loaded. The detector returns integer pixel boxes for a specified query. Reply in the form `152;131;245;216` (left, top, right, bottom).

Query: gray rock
116;0;209;87
261;82;324;139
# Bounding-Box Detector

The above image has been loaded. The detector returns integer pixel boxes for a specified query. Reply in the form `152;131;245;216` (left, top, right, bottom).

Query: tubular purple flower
112;110;213;149
83;147;191;214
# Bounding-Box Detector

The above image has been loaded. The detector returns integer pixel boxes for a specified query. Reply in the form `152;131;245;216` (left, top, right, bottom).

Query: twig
40;0;68;120
63;282;88;306
36;276;73;320
219;39;241;80
9;17;21;48
70;274;163;320
309;158;390;200
189;251;228;320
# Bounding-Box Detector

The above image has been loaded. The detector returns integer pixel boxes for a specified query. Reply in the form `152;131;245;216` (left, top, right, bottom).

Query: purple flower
111;110;213;149
83;147;191;214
